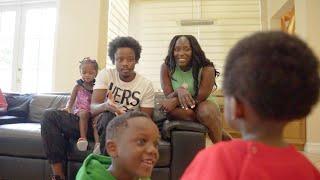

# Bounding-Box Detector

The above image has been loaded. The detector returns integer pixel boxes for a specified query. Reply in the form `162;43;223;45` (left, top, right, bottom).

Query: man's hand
62;107;71;113
104;92;125;116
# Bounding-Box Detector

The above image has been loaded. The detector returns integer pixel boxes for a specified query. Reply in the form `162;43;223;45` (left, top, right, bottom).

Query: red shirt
182;139;320;180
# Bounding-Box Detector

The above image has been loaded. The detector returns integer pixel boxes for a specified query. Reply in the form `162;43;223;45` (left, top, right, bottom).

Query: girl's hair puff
79;57;99;72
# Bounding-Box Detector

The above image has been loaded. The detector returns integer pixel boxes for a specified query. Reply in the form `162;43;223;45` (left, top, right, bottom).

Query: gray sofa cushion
0;116;26;125
27;93;165;123
5;94;33;117
0;123;46;158
29;94;69;123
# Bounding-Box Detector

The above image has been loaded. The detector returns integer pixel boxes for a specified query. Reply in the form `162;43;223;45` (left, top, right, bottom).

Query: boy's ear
106;140;118;157
234;97;245;119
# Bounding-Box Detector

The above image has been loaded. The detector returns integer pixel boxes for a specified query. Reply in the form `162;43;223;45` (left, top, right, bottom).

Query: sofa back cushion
28;94;69;123
27;92;166;123
5;93;33;118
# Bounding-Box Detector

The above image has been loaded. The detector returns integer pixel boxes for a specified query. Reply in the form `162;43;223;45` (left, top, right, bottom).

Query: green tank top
171;66;216;102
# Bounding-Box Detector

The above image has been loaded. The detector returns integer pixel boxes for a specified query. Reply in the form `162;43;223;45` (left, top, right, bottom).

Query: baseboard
304;142;320;154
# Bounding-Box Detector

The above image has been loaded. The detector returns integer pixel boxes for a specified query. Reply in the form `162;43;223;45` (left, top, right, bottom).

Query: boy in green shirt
76;111;160;180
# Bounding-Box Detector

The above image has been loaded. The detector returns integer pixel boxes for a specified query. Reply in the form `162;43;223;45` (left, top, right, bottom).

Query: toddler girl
63;57;100;154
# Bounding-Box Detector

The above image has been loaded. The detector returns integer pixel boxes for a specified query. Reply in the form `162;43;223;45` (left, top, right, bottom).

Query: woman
160;35;222;143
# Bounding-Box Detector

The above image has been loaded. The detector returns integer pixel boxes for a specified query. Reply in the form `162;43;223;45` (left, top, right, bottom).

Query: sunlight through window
21;8;56;93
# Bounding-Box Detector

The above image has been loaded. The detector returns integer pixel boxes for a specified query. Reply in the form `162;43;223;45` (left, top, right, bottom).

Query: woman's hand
176;87;195;109
159;98;178;113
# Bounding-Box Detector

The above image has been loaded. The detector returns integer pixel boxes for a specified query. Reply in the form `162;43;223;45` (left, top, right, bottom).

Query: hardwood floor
302;152;320;170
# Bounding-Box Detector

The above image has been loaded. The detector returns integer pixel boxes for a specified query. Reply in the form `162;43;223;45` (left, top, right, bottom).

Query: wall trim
304;142;320;154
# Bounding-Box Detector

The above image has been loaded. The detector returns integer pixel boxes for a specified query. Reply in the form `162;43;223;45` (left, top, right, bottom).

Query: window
0;0;56;93
106;0;129;67
0;10;15;91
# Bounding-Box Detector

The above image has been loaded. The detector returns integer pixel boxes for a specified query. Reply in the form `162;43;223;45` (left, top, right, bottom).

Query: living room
0;0;320;180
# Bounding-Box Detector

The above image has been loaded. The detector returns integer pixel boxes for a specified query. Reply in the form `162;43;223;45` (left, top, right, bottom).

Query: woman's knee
196;101;221;124
168;108;195;121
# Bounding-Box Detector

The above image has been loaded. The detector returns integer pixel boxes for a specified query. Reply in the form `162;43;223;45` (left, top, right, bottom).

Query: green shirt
76;154;115;180
76;153;151;180
171;66;216;102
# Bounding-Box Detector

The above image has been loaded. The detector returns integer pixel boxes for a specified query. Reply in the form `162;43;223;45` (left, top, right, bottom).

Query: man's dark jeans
41;109;115;164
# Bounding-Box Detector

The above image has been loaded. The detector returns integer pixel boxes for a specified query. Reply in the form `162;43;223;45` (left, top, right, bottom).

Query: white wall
97;0;109;70
53;0;107;92
295;0;320;154
265;0;320;153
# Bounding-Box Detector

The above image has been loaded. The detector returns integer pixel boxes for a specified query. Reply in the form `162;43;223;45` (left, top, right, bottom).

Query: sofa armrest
161;120;207;140
170;130;206;180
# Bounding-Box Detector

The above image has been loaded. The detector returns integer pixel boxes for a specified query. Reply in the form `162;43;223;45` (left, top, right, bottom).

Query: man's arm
90;89;108;117
91;68;121;116
140;107;153;117
91;89;124;117
139;79;155;117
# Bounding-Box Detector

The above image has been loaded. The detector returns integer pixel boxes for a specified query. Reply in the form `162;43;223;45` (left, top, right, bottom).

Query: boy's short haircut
223;31;320;121
108;36;142;64
106;111;150;140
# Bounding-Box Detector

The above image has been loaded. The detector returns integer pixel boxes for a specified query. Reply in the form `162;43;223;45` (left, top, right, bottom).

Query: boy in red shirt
182;31;320;180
